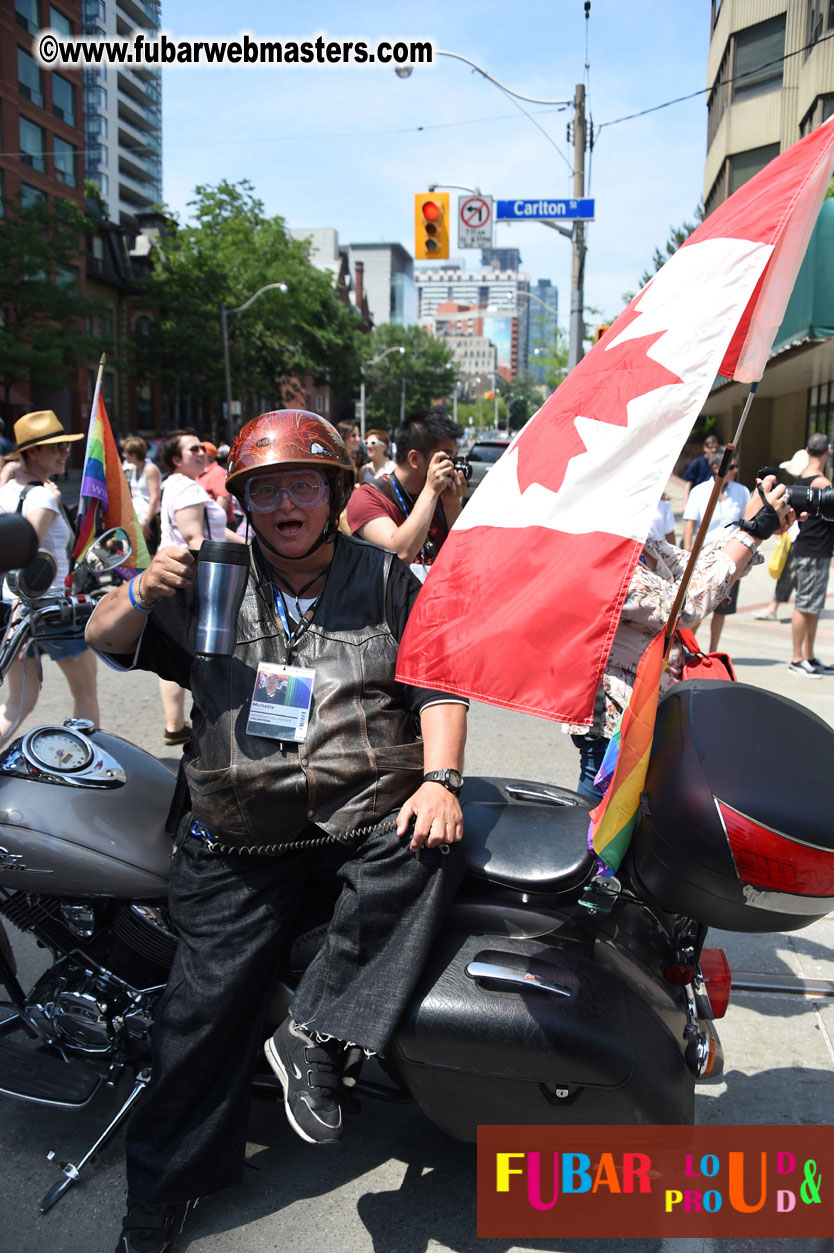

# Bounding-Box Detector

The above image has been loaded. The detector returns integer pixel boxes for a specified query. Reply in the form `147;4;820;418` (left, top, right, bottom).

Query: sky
158;1;712;328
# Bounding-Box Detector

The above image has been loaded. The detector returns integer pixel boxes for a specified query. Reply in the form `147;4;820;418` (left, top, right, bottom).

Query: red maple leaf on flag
516;315;685;497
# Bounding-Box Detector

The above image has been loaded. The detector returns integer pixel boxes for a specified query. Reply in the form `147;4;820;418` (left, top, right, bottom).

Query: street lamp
220;281;288;442
359;345;406;438
396;52;586;372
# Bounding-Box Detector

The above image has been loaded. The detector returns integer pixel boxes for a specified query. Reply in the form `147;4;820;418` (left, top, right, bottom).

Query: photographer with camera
346;410;466;582
779;431;834;678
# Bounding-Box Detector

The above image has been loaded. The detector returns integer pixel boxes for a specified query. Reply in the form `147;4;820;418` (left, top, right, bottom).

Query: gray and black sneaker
788;659;824;679
264;1017;343;1145
115;1204;190;1253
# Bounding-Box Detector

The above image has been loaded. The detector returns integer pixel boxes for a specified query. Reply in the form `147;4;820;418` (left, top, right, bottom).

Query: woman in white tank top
122;436;162;551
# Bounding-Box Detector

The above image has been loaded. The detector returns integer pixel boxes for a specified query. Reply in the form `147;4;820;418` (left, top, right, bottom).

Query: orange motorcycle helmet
226;410;354;521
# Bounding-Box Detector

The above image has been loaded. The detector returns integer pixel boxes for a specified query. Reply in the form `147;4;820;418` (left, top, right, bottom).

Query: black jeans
126;818;463;1206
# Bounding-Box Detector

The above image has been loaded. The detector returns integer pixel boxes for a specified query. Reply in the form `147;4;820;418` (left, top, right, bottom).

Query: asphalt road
1;538;834;1252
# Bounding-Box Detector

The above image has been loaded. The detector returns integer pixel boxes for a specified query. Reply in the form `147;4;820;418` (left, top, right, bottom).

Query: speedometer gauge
22;727;95;773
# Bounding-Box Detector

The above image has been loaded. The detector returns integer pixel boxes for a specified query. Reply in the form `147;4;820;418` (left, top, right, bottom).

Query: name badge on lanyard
247;661;315;742
245;584;316;742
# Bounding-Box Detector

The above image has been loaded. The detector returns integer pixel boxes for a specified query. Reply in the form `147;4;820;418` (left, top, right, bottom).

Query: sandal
163;723;192;746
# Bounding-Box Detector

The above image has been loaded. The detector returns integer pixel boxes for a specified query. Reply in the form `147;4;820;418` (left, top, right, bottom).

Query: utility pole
397;52;590;375
569;82;586;373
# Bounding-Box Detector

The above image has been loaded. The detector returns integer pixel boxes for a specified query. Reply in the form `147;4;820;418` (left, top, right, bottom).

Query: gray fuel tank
0;729;176;898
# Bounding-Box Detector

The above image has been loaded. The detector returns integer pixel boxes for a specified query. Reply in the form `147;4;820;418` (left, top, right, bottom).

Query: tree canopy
0;195;104;422
360;324;457;431
139;180;362;434
621;204;706;303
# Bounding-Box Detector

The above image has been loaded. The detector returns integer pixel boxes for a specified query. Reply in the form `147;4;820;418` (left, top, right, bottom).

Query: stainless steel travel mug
195;541;249;656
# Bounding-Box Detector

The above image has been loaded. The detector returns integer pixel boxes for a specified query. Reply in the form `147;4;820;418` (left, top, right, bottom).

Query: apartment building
81;0;163;231
705;0;834;212
415;264;530;377
702;0;834;470
2;0;85;213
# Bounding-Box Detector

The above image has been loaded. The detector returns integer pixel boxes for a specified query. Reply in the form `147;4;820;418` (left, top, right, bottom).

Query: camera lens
786;485;834;521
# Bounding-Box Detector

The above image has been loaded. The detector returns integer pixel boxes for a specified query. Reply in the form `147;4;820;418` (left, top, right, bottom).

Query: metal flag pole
663;382;759;647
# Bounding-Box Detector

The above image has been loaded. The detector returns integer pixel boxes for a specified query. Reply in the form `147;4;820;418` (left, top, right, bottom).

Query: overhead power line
598;27;834;136
0;107;569;162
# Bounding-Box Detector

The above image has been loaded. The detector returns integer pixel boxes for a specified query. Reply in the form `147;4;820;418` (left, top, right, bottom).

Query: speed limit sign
458;194;493;249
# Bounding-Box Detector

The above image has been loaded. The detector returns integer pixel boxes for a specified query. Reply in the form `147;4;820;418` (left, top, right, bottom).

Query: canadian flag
396;119;834;724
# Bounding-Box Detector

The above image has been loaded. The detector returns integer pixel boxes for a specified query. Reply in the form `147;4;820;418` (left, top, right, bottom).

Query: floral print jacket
566;531;754;739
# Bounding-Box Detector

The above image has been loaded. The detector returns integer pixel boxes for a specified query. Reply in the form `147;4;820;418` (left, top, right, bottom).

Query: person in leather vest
86;410;467;1253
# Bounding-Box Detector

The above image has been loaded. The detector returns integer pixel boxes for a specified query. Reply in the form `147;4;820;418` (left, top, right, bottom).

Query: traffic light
414;192;450;260
593;323;612;345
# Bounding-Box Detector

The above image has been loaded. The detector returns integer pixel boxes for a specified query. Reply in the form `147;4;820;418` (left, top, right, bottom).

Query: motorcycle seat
459;776;595;898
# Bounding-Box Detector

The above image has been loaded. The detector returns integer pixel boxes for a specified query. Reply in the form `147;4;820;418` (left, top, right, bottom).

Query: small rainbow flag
72;380;150;576
588;629;668;875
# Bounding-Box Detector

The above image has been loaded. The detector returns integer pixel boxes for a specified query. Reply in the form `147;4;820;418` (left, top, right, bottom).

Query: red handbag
676;626;737;682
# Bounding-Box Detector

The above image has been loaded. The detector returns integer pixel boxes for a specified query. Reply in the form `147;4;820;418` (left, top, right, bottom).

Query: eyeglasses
50;441;71;453
365;438;385;449
184;443;205;455
729;463;739;470
245;469;330;513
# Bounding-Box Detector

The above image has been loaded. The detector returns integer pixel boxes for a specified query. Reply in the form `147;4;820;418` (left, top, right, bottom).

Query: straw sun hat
12;410;83;454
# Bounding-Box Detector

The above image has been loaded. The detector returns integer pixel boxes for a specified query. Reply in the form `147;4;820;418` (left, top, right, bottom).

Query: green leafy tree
621;204;706;304
639;204;705;288
139;180;361;433
361;324;457;430
529;325;570;394
0;195;104;422
501;371;546;431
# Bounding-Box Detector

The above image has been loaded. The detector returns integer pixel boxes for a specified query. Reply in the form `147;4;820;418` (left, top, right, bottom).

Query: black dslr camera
453;456;473;482
785;484;834;522
758;466;834;522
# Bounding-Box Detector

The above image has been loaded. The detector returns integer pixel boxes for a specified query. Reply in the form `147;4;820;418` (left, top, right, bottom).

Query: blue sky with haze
159;1;711;326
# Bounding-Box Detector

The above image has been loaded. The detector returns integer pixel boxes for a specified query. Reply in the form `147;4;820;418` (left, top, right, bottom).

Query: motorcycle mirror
12;549;58;599
83;528;132;574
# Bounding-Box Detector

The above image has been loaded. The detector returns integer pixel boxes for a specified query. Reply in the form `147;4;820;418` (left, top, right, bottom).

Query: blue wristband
128;576;154;614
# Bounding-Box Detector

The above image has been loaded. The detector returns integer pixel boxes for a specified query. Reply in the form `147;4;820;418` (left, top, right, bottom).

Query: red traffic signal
414;192;450;260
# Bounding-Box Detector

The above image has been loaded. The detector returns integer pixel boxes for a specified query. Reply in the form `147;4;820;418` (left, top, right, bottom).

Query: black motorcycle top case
627;680;834;932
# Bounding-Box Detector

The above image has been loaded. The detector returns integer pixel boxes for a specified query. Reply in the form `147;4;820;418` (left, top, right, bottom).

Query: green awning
771;196;834;354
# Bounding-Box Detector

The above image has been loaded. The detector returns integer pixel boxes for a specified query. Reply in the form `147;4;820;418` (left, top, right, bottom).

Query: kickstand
39;1067;151;1214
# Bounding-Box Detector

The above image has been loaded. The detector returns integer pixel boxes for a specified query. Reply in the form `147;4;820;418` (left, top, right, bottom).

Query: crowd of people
0;405;830;1252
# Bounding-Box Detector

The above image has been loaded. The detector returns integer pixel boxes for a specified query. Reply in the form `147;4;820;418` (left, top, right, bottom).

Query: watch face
448;769;463;789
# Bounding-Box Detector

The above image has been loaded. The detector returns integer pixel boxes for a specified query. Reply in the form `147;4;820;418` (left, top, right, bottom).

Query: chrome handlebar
0;592;104;683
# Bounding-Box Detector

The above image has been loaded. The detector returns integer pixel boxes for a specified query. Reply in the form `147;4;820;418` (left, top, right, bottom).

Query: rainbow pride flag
72;382;150;575
588;629;668;875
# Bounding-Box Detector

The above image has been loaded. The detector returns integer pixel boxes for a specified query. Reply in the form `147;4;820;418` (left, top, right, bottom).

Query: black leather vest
184;537;424;849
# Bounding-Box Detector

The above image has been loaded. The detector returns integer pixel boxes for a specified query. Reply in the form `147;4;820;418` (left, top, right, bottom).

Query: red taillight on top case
717;800;834;897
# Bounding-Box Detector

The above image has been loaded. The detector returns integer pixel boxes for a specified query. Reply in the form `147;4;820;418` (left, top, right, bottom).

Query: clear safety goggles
244;469;330;513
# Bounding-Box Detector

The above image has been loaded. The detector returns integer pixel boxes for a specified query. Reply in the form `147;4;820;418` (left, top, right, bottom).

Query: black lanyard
389;473;445;565
270;566;329;659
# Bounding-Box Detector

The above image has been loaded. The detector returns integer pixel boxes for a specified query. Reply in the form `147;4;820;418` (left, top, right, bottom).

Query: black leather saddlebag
392;931;694;1139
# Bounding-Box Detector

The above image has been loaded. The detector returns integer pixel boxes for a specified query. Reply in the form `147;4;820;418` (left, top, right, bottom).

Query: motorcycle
1;518;834;1215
